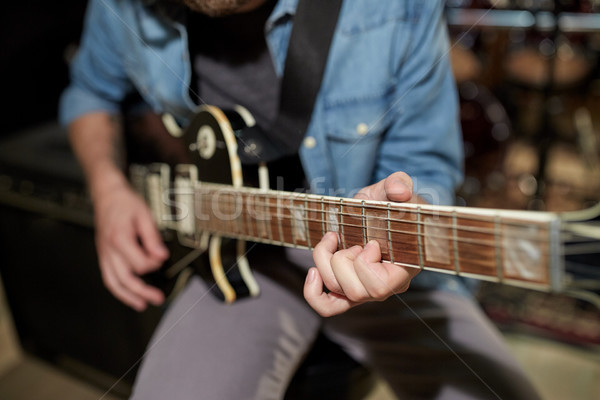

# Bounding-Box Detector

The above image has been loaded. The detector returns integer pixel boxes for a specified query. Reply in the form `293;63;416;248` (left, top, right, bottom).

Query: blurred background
0;1;599;399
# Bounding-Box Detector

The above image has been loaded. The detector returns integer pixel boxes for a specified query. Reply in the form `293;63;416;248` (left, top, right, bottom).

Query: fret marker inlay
293;205;307;242
502;225;543;281
424;216;450;265
327;206;340;233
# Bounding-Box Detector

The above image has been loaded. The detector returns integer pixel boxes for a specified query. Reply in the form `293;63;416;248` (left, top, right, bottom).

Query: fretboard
182;182;563;291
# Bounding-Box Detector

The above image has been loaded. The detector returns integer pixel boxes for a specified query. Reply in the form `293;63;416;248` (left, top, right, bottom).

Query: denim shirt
60;0;468;295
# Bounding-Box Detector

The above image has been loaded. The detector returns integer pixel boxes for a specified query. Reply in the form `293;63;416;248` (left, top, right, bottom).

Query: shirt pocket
338;1;408;36
323;85;400;143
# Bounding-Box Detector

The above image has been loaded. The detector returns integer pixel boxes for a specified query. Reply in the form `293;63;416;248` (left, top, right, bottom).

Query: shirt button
356;123;369;136
303;136;316;149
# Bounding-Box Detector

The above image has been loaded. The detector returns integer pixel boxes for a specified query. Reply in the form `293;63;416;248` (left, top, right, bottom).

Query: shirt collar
266;0;298;32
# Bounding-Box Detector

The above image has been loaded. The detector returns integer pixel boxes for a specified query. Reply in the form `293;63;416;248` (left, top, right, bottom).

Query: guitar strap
237;0;344;163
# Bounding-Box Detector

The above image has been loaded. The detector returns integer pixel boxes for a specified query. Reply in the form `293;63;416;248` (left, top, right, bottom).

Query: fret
387;203;394;264
290;197;298;247
216;189;236;235
452;211;460;274
320;198;326;237
494;216;503;282
388;206;419;266
250;192;267;239
205;188;214;233
264;193;273;241
364;203;389;259
361;200;367;245
280;196;295;246
321;198;341;248
266;195;280;243
234;191;244;235
211;189;220;233
235;192;244;235
222;190;232;234
416;206;424;269
290;196;308;247
340;199;347;250
304;197;311;248
342;200;364;249
245;192;254;238
196;188;207;232
276;194;285;244
456;214;497;277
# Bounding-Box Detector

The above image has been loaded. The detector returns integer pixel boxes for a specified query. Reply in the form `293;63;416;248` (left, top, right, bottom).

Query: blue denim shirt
60;0;469;295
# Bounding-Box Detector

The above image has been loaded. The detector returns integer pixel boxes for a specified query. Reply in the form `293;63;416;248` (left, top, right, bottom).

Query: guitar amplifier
0;122;163;397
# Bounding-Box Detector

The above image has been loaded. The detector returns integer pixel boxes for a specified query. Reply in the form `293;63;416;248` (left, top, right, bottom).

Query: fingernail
365;240;378;250
350;245;363;253
306;268;316;283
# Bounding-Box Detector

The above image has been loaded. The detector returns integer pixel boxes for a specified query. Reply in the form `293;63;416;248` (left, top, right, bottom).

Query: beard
180;0;259;16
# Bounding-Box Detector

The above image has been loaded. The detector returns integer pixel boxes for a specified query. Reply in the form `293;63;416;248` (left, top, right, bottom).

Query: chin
182;0;258;16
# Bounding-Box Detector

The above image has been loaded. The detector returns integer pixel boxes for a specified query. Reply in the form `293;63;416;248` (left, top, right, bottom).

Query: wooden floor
1;278;598;400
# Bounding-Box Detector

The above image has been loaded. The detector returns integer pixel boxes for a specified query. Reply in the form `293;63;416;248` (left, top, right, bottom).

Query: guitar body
180;105;262;303
130;105;262;303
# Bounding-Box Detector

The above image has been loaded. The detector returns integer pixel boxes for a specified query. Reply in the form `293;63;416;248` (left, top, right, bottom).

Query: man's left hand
304;172;421;317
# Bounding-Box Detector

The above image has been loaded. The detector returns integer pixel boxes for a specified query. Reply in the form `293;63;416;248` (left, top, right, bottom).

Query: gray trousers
130;247;541;400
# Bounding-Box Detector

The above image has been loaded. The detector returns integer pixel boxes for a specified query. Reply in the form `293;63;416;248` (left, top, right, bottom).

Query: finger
135;207;169;262
100;253;147;311
330;247;371;302
303;268;357;317
355;240;419;300
109;251;165;308
312;232;344;294
112;226;162;276
355;172;413;202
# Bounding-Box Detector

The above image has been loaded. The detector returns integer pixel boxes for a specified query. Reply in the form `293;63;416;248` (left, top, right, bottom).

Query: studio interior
0;1;599;399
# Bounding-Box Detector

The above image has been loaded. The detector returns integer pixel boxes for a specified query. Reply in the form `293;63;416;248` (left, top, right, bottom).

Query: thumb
355;172;413;202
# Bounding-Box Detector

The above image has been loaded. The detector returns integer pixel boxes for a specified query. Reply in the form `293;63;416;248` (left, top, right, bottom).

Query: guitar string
159;191;561;281
195;195;552;242
193;226;555;285
167;191;593;255
195;207;550;250
196;216;596;257
194;184;558;226
198;193;550;231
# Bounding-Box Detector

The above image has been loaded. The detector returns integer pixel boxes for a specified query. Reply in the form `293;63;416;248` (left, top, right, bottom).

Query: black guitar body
168;105;263;303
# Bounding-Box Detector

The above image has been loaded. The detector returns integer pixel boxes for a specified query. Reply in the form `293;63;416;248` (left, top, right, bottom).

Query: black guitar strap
238;0;344;163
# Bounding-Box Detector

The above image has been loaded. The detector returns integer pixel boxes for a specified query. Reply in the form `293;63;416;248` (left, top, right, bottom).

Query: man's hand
94;182;169;311
304;172;421;317
69;112;169;311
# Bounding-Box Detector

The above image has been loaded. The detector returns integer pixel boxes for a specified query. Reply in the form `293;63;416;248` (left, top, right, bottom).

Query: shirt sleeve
59;0;135;126
374;0;464;206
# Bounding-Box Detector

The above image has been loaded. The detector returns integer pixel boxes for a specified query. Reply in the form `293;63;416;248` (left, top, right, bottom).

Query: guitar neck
189;182;564;291
130;164;564;292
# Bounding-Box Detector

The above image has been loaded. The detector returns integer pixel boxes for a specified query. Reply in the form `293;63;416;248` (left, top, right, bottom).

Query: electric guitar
129;105;600;305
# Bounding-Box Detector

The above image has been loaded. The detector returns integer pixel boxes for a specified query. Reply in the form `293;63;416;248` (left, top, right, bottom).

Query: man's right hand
93;181;169;311
69;112;169;311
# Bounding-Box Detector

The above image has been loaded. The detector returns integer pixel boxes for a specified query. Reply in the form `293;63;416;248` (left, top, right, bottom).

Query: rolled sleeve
59;0;135;126
59;84;122;126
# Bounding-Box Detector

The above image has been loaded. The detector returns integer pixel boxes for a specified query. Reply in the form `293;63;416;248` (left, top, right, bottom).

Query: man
60;0;541;398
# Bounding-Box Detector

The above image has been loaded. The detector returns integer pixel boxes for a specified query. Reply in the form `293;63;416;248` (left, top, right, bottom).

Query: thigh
130;270;320;400
323;289;541;400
